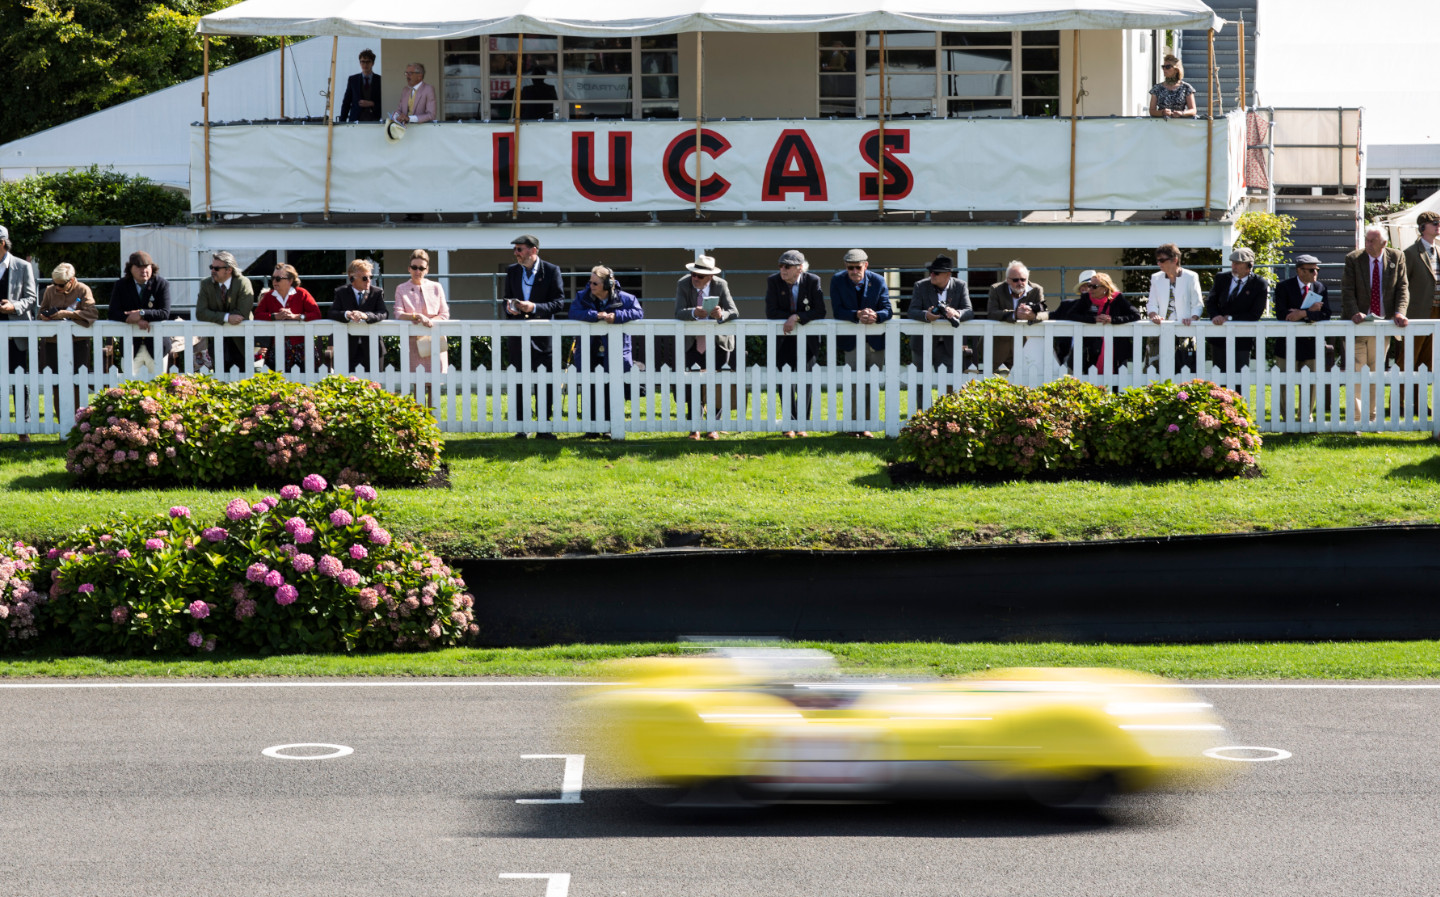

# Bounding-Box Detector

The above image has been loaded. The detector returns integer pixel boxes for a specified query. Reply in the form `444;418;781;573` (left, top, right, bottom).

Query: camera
932;306;960;328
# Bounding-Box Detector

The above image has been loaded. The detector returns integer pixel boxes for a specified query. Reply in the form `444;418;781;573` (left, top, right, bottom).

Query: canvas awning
196;0;1225;38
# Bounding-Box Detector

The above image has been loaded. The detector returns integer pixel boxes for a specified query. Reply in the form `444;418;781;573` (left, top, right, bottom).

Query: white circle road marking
262;743;355;760
1204;745;1292;762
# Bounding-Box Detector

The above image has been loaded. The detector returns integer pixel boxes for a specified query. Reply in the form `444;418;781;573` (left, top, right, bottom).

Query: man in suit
1203;247;1270;373
0;225;37;441
329;258;389;372
908;254;972;372
1342;224;1410;424
764;250;826;436
829;248;891;437
673;255;738;439
107;249;171;375
1401;211;1439;413
393;62;436;124
502;234;566;438
982;260;1046;371
195;250;255;373
1273;253;1331;420
339;49;382;122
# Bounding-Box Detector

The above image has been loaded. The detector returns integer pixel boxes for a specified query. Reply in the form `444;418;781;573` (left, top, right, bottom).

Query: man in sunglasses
329;258;389;372
829;249;891;437
195;250;255;373
1272;253;1331;420
983;260;1046;372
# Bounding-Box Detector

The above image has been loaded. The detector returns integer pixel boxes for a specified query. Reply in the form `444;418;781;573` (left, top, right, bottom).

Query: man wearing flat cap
1203;246;1269;372
829;249;891;437
503;234;567;437
907;254;972;372
1273;253;1331;419
764;250;826;436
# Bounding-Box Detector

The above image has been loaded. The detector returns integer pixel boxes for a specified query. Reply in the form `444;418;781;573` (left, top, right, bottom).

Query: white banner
192;114;1242;215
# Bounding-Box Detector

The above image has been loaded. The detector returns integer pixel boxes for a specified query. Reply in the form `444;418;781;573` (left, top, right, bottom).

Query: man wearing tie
763;250;826;437
1402;211;1439;411
1273;253;1331;420
329;258;389;372
195;250;255;373
1342;224;1410;425
339;49;382;122
502;234;566;438
393;62;436;124
1203;247;1269;373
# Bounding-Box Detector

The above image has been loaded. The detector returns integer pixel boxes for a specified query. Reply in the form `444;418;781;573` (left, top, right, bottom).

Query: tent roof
196;0;1225;39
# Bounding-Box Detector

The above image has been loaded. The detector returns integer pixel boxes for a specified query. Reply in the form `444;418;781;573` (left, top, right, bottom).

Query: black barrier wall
459;526;1440;645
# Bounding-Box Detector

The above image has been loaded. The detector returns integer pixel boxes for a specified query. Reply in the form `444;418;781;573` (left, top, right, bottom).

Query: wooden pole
695;33;703;218
203;36;212;217
512;33;524;219
323;36;338;220
1204;28;1215;215
1237;13;1247;109
279;36;286;118
1068;29;1078;217
877;31;886;215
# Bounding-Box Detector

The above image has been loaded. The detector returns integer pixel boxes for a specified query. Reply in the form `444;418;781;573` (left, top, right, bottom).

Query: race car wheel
639;777;764;810
1027;772;1118;813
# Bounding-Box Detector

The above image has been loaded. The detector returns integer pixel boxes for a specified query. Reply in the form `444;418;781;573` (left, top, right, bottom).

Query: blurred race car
581;649;1234;810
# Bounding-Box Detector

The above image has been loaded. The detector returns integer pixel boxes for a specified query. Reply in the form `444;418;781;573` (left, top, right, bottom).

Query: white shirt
1147;268;1203;321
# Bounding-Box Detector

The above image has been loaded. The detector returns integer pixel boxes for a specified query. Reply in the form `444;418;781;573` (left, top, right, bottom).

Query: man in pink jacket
393;62;436;124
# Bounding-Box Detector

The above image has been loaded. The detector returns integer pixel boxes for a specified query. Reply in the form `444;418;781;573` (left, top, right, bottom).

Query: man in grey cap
1203;246;1270;372
0;225;38;441
828;248;891;437
764;250;826;436
1272;253;1331;419
503;233;566;438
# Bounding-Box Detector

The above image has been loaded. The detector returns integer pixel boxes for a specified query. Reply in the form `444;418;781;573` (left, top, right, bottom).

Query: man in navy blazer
338;49;382;122
828;248;891;437
502;234;567;435
1204;247;1270;372
764;250;826;436
329;258;388;372
1273;253;1331;419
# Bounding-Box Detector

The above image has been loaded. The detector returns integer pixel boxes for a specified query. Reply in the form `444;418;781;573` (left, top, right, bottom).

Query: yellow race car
581;649;1234;811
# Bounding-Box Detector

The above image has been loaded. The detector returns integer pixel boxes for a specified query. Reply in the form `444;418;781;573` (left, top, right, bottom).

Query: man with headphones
569;265;644;437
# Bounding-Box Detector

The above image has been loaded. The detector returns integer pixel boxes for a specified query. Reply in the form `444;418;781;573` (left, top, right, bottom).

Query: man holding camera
908;254;972;372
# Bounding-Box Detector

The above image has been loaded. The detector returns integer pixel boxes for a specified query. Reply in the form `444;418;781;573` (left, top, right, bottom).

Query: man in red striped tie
1341;224;1410;426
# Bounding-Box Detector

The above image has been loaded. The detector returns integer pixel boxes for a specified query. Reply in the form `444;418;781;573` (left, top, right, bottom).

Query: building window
817;30;1061;118
442;35;678;121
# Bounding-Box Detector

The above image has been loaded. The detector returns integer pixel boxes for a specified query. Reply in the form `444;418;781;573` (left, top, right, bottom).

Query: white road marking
261;743;354;760
1204;745;1293;762
517;754;585;804
500;873;571;897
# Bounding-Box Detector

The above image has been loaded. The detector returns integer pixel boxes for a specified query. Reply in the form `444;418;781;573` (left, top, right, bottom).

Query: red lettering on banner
761;129;828;202
493;133;543;203
663;129;732;203
572;132;633;202
858;129;914;201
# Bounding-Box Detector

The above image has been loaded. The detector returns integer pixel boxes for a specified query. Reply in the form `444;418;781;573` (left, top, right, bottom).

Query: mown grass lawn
3;430;1439;557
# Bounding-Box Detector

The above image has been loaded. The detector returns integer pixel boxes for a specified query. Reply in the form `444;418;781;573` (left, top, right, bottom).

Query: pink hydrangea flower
329;509;354;527
259;495;279;509
1177;391;1189;401
348;544;368;561
358;515;378;532
355;485;378;501
302;474;328;492
317;555;343;578
291;553;315;573
99;534;113;543
1167;424;1180;433
225;498;252;521
275;584;299;605
250;502;268;516
144;538;164;551
116;548;132;559
78;583;95;593
357;588;380;611
188;600;210;619
245;562;270;583
46;548;60;559
337;569;361;588
294;527;316;545
234;598;256;620
203;638;216;652
202;527;228;542
263;570;285;588
111;606;129;624
283;517;307;535
369;528;392;547
230;582;247;600
279;485;302;500
169;506;190;519
187;632;204;648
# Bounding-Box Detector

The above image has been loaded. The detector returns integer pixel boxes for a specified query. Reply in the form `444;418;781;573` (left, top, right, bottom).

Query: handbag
415;334;433;358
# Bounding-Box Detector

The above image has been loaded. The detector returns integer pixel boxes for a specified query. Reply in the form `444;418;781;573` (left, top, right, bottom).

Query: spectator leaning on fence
764;249;826;437
1273;253;1331;421
196;251;256;373
1147;243;1203;325
829;248;891;438
983;260;1046;372
330;258;389;373
503;233;566;437
1203;248;1270;372
674;254;737;372
1342;224;1409;425
0;226;38;384
39;262;98;421
108;249;171;369
393;249;450;376
1402;211;1439;402
569;265;643;438
255;263;321;372
908;254;972;373
1054;270;1140;374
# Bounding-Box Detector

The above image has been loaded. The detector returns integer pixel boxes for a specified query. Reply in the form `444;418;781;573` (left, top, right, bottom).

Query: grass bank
2;641;1438;680
4;432;1440;556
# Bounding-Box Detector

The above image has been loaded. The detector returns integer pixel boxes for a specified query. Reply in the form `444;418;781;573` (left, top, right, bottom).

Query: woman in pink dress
393;249;450;374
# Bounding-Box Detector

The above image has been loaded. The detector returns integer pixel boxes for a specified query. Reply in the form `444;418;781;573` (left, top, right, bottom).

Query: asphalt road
1;680;1437;897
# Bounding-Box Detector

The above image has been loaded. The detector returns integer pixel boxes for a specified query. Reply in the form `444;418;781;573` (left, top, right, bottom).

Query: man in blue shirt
828;248;891;437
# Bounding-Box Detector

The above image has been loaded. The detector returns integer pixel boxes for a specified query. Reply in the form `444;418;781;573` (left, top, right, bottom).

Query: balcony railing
5;318;1436;440
190;114;1247;217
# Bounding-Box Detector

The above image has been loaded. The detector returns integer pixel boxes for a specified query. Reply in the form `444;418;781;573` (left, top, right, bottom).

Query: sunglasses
846;265;865;271
780;263;800;269
210;265;230;272
1156;256;1175;263
273;274;292;281
354;275;372;281
1162;64;1176;70
1008;277;1027;283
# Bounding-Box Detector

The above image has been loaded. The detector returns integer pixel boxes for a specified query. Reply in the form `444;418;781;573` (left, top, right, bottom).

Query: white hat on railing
385;118;407;142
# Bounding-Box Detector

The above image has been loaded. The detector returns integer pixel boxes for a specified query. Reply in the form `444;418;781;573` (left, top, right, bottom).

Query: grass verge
2;641;1438;680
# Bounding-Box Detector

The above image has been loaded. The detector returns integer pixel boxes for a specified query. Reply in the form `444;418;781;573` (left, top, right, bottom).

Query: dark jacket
1204;272;1269;321
1053;291;1141;372
339;72;382;122
828;269;891;353
1272;277;1331;362
330;284;389;371
503;258;567;369
568;288;643;371
764;271;826;323
108;274;171;323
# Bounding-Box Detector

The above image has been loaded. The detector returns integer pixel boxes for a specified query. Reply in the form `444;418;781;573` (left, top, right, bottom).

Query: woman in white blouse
1146;243;1203;324
393;248;450;374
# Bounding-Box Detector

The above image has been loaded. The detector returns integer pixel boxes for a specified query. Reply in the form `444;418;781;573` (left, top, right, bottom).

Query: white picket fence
3;319;1438;439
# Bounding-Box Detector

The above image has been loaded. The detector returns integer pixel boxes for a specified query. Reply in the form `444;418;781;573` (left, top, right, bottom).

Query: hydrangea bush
32;476;476;655
900;377;1261;480
65;372;442;487
0;541;44;645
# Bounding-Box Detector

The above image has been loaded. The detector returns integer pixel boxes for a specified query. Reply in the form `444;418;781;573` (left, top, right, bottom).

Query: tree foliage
0;0;281;141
